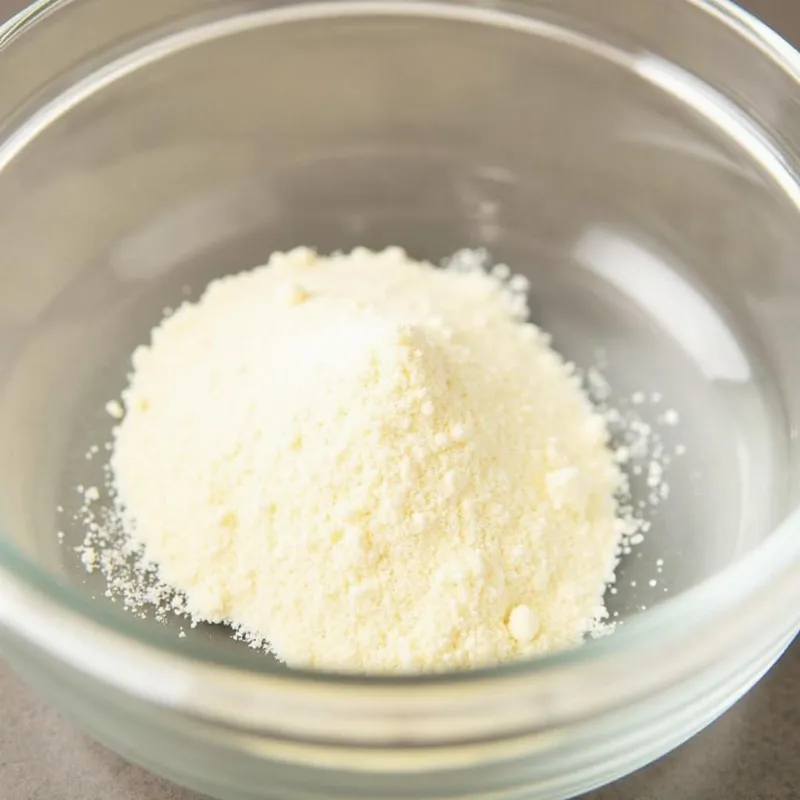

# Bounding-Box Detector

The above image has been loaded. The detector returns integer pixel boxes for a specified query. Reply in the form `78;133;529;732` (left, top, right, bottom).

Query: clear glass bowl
0;1;799;798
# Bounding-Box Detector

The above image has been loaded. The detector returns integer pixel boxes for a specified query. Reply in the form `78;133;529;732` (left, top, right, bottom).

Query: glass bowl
0;1;799;798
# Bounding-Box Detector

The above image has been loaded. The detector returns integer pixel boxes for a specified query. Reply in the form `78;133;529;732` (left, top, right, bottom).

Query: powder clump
110;247;624;672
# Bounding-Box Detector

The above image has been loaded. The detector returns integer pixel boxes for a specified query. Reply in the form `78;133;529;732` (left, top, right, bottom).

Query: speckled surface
2;0;800;798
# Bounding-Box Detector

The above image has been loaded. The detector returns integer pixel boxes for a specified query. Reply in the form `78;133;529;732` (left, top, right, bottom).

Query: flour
81;248;643;672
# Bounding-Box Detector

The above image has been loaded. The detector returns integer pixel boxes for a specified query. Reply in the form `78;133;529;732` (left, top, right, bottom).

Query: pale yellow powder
111;247;623;672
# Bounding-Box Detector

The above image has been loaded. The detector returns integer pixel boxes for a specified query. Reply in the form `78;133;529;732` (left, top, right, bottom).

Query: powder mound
111;247;623;672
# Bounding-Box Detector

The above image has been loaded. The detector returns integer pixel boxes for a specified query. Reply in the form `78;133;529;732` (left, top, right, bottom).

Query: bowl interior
0;3;796;673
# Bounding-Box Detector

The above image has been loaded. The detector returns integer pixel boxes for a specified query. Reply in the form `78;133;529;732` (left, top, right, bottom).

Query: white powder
104;247;630;672
104;399;124;420
83;485;100;503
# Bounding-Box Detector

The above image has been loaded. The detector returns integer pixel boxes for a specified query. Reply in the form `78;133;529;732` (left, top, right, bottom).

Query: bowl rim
0;0;799;742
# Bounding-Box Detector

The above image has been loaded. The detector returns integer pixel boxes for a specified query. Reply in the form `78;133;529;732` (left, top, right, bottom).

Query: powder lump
109;247;626;672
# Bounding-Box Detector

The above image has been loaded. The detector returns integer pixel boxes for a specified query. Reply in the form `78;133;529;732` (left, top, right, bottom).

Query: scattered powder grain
105;399;124;420
108;247;628;672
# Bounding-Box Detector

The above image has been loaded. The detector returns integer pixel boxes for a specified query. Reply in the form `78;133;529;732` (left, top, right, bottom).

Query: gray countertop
2;1;800;799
